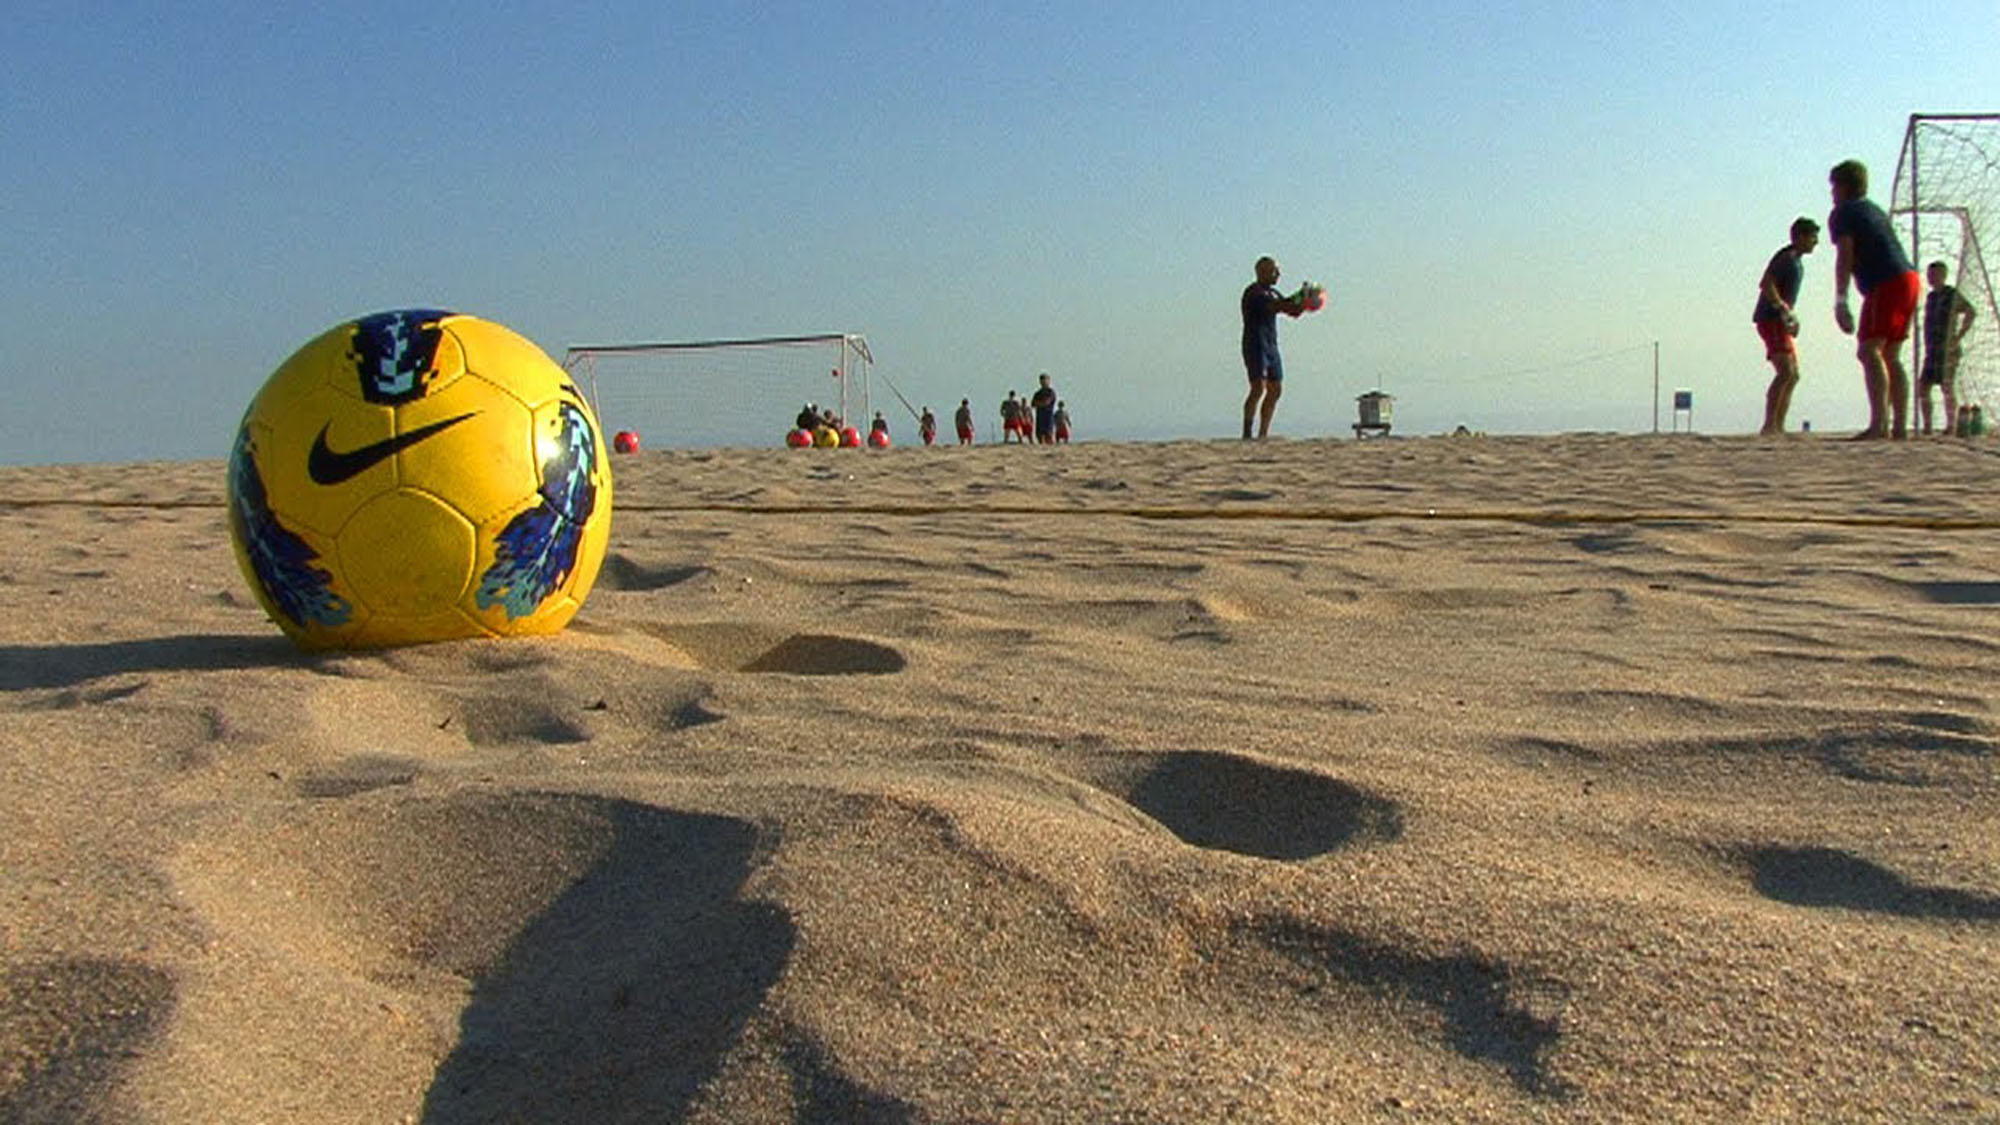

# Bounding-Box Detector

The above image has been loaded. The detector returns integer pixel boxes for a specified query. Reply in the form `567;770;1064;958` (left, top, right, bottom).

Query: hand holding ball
1294;281;1328;313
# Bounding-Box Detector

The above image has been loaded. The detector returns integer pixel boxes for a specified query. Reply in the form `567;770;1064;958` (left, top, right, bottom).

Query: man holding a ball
1240;256;1311;440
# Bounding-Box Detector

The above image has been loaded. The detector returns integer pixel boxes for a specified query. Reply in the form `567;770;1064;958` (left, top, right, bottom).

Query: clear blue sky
4;2;1997;462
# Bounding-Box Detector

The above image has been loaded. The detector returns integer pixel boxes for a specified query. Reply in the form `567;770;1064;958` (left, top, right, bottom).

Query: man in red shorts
1828;159;1922;439
1753;217;1820;435
954;398;975;444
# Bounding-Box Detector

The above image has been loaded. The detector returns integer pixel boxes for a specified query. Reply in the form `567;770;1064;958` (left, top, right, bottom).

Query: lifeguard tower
1353;390;1394;438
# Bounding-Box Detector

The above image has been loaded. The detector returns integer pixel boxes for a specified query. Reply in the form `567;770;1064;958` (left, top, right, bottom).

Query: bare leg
1857;339;1890;438
1257;381;1283;438
1884;338;1910;439
1761;354;1799;435
1918;380;1935;434
1942;370;1959;437
1243;380;1266;440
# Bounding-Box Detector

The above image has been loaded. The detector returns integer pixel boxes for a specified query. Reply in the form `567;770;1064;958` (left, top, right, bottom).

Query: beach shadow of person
0;633;300;691
421;802;794;1124
779;1029;924;1124
0;957;177;1122
1747;846;2000;921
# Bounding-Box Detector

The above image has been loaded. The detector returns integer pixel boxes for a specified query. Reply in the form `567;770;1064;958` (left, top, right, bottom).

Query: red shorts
1055;425;1070;442
1756;319;1794;360
1859;269;1921;343
957;425;974;442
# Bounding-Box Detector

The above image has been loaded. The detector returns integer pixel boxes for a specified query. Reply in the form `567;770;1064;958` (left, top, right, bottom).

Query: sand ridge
2;432;1997;1121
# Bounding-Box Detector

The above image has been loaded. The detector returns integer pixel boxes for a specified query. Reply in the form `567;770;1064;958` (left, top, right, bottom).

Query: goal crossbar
559;332;876;448
563;333;872;364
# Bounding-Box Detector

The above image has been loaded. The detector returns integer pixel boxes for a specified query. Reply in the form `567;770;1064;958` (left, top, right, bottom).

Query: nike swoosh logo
307;412;478;486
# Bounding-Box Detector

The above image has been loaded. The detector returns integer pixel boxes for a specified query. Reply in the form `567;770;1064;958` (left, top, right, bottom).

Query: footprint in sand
1742;845;2000;921
294;753;420;799
594;554;711;592
1077;750;1402;861
640;623;906;676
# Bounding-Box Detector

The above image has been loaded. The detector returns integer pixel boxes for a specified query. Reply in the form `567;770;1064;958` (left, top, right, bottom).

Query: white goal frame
561;333;874;448
1891;112;2000;415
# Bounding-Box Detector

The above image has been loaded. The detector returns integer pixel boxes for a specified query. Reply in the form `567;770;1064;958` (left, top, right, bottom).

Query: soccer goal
561;333;874;448
1891;113;2000;417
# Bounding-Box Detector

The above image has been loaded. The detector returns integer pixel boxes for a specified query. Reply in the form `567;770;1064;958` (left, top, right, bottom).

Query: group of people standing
898;374;1074;447
1755;159;1979;438
997;373;1070;444
919;374;1071;446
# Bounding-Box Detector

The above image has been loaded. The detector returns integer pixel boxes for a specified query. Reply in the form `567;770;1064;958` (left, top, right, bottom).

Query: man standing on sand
954;398;975;445
1753;217;1820;435
1030;373;1058;445
1918;261;1977;435
1828;159;1922;439
1241;256;1308;440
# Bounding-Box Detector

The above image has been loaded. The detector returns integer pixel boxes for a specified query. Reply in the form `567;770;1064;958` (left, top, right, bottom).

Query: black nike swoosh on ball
307;412;478;486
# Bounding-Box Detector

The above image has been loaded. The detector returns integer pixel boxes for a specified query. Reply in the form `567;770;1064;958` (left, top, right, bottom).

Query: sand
2;431;1998;1123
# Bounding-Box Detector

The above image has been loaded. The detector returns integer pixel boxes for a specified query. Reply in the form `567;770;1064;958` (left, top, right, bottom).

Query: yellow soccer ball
226;310;614;650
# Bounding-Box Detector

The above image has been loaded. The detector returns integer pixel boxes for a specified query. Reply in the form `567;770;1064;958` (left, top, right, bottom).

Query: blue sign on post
1671;389;1694;432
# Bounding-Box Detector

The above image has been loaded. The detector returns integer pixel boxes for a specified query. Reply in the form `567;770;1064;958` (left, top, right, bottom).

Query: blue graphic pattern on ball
228;428;352;629
350;309;452;404
475;402;600;619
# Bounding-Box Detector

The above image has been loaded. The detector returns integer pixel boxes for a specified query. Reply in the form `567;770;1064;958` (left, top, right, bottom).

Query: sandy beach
3;431;1998;1123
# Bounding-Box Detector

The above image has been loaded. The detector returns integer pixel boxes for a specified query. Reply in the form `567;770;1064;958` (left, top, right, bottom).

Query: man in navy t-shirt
1240;256;1308;439
1753;217;1820;435
1827;159;1921;439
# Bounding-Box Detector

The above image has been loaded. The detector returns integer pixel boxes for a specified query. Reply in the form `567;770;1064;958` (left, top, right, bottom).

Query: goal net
561;333;873;449
1891;113;2000;417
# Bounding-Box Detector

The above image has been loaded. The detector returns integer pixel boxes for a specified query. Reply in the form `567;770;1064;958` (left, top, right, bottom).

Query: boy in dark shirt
1753;217;1820;435
1918;261;1977;435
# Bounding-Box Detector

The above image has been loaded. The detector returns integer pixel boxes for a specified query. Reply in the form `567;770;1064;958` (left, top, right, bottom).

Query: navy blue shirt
1241;282;1281;359
1925;285;1961;351
1753;246;1805;323
1829;198;1915;294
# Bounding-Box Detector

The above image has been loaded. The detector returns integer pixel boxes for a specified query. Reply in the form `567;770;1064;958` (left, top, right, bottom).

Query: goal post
561;333;874;448
1891;113;2000;419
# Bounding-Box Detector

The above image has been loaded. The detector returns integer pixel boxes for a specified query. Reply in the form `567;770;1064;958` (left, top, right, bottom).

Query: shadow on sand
1747;846;2000;921
421;801;794;1124
1102;750;1403;861
0;633;301;691
0;957;177;1123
